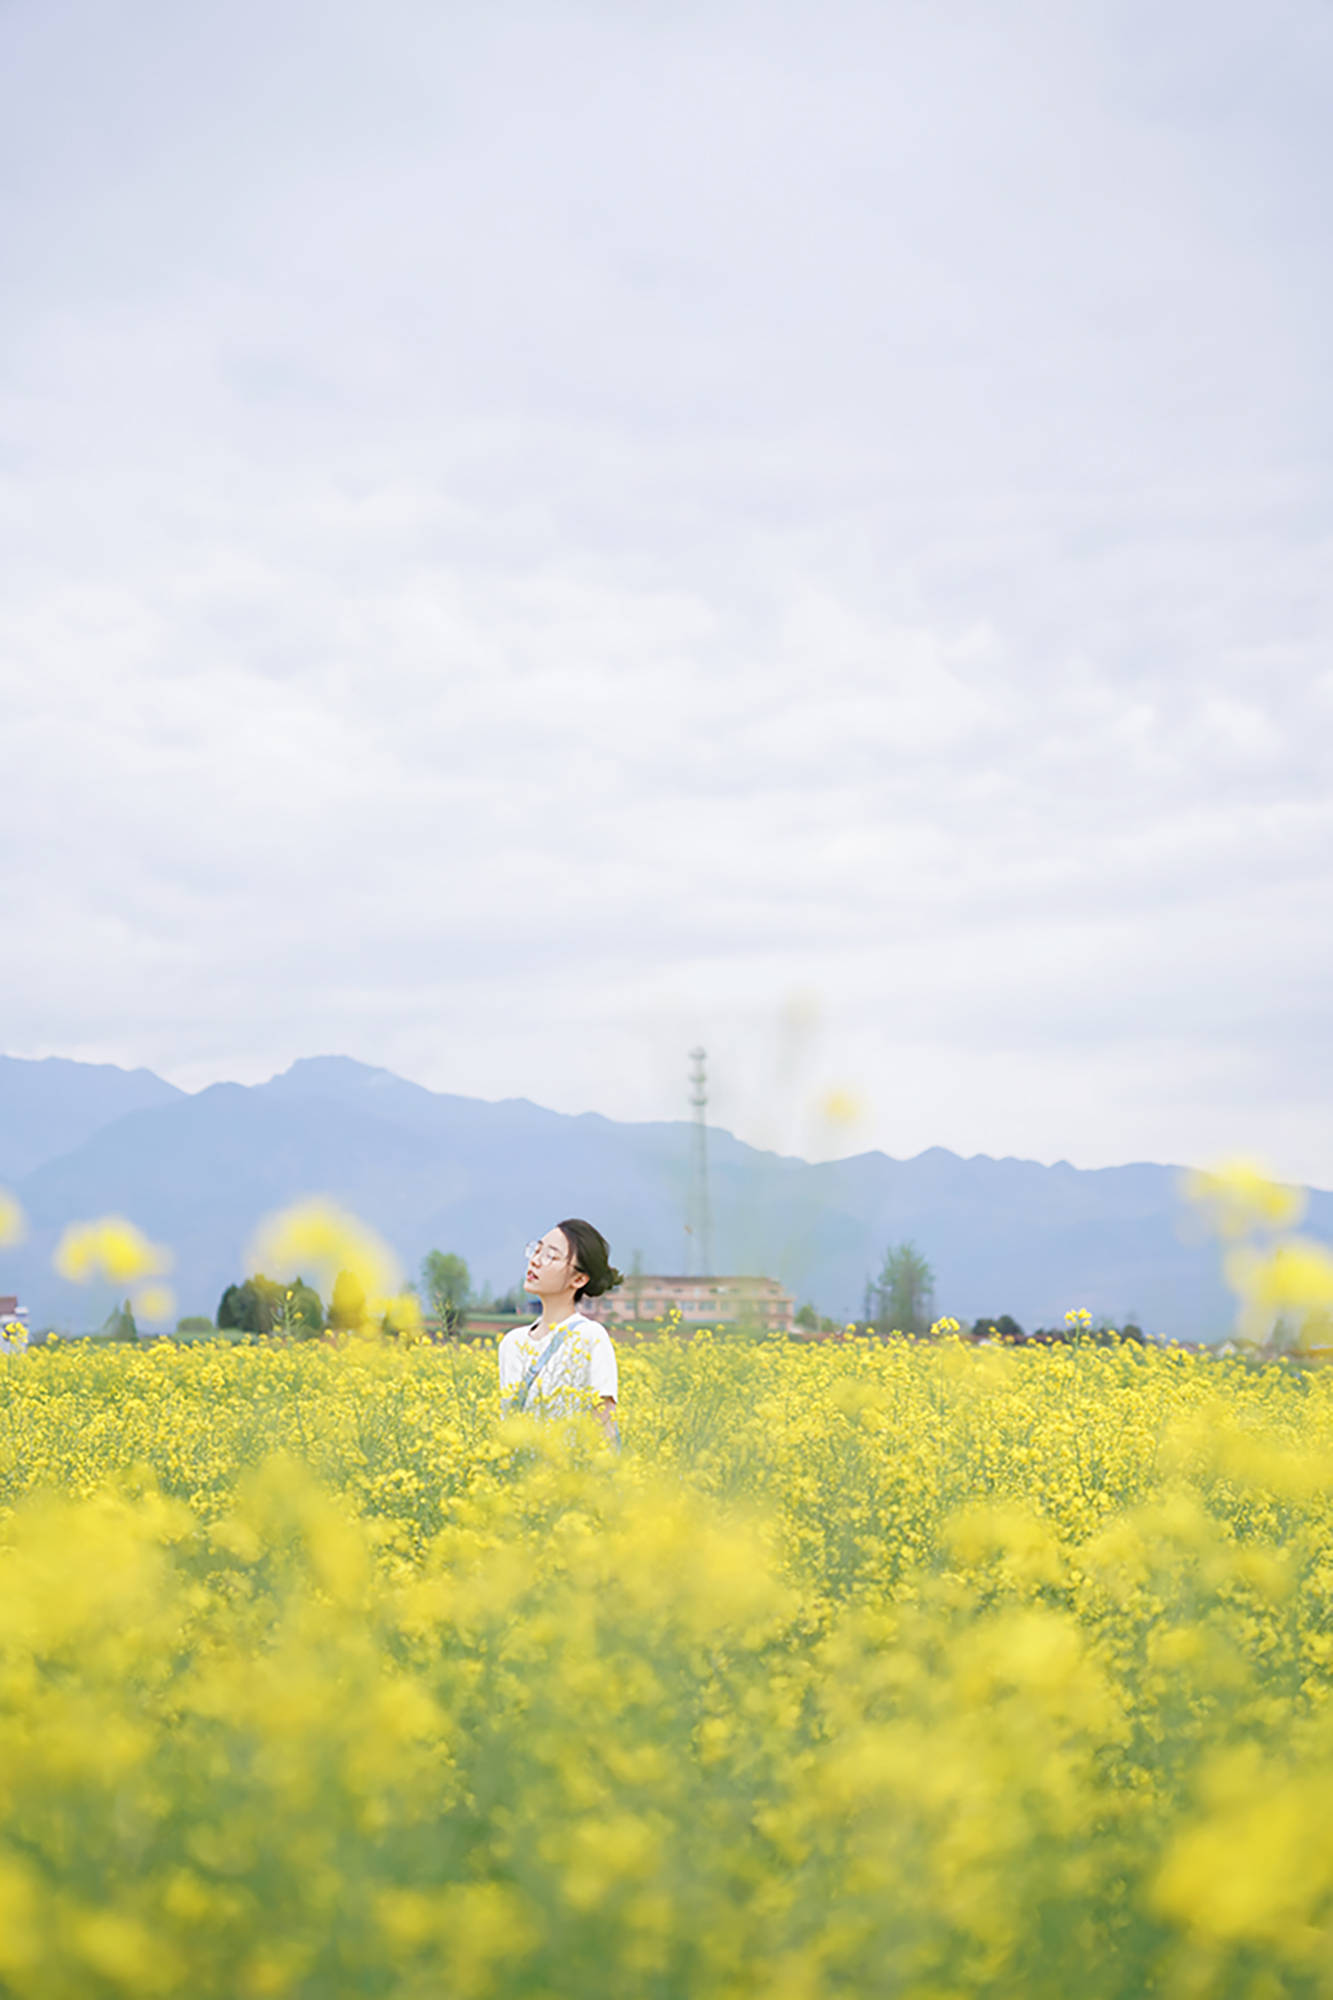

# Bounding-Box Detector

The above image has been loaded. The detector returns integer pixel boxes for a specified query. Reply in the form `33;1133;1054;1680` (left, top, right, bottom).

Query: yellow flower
54;1216;171;1285
248;1199;399;1302
818;1088;865;1127
0;1189;26;1249
2;1279;1333;1994
133;1284;177;1325
1182;1156;1307;1239
381;1292;423;1337
1224;1237;1333;1347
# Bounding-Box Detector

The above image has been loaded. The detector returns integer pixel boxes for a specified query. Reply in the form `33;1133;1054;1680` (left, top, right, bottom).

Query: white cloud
2;0;1331;1184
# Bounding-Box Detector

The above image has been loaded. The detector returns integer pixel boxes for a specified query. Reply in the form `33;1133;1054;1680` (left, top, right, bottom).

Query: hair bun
556;1219;621;1303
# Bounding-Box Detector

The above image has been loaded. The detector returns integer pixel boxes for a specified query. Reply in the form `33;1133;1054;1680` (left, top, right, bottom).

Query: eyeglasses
524;1239;568;1269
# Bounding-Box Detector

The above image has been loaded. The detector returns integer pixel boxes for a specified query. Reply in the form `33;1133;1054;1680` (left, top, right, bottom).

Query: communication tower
687;1046;713;1277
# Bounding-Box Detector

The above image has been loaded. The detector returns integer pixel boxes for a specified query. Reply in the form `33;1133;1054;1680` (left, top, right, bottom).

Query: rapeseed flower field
1;1331;1332;1997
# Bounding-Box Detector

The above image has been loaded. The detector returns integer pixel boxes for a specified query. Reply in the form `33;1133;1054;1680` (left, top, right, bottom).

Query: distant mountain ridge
2;1052;1328;1338
0;1055;182;1182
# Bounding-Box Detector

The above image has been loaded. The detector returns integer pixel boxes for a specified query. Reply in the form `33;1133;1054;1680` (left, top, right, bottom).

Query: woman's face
524;1226;584;1299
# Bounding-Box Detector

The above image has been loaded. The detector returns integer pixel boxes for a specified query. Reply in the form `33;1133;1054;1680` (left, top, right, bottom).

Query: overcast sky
3;0;1331;1181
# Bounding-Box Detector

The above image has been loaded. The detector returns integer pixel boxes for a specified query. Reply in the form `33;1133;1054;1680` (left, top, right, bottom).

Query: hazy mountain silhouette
3;1052;1327;1337
0;1055;182;1181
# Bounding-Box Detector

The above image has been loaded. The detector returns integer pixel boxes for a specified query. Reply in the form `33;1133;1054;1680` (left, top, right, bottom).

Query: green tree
873;1242;935;1335
217;1281;255;1332
971;1315;1025;1343
273;1277;324;1338
421;1251;470;1335
794;1302;818;1332
100;1298;138;1342
216;1273;318;1337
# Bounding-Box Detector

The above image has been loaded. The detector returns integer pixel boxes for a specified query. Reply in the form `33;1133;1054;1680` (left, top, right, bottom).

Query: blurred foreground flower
2;1325;1333;1992
381;1291;423;1338
133;1284;177;1325
0;1189;25;1248
54;1217;171;1285
1225;1239;1333;1350
1182;1157;1306;1240
249;1200;398;1298
818;1088;865;1128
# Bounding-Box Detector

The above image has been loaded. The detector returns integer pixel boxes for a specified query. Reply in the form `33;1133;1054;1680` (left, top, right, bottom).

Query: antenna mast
688;1046;713;1277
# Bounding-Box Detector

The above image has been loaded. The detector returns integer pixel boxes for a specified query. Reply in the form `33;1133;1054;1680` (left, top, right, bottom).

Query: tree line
793;1241;1146;1344
213;1249;483;1338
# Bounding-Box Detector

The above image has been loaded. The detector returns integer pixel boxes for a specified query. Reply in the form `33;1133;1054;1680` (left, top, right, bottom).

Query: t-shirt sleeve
589;1332;618;1401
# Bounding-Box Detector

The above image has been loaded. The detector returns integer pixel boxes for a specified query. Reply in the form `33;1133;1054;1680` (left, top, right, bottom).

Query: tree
216;1273;322;1337
970;1315;1025;1344
100;1298;138;1342
421;1251;470;1335
872;1242;935;1335
794;1303;819;1332
217;1281;255;1332
274;1277;324;1337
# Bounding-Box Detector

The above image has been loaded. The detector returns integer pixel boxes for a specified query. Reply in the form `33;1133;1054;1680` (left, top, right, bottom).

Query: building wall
597;1275;794;1334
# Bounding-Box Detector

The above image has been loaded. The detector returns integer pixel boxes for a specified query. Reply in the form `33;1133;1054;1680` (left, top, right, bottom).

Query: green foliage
98;1297;138;1342
175;1315;215;1336
971;1314;1026;1342
872;1241;935;1335
216;1274;322;1337
218;1280;264;1334
276;1277;324;1337
421;1250;470;1335
794;1302;819;1331
216;1284;247;1333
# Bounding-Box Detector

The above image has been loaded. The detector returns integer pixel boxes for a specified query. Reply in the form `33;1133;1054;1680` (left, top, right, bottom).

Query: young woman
498;1218;622;1444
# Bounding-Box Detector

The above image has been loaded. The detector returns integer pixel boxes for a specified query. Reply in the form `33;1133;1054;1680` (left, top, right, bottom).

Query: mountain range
3;1052;1327;1338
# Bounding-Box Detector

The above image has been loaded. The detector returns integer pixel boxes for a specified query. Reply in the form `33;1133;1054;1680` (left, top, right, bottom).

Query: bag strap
515;1317;576;1411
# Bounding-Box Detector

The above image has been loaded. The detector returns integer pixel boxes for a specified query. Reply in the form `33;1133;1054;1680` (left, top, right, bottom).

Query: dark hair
557;1218;623;1302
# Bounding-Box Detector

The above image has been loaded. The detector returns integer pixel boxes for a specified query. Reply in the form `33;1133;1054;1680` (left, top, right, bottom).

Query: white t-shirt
498;1312;618;1419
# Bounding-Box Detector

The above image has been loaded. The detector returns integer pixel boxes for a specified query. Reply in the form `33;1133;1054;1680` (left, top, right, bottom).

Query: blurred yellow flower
818;1088;864;1127
1182;1156;1307;1239
54;1216;171;1285
381;1291;423;1337
248;1199;399;1302
133;1284;177;1325
0;1189;25;1249
1225;1238;1333;1346
0;1263;1332;1995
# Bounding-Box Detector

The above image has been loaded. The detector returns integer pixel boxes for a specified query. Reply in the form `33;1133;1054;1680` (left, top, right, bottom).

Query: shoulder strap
515;1317;576;1411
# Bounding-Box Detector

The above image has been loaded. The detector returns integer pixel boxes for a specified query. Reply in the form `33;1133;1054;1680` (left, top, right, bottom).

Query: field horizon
4;1051;1332;1342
